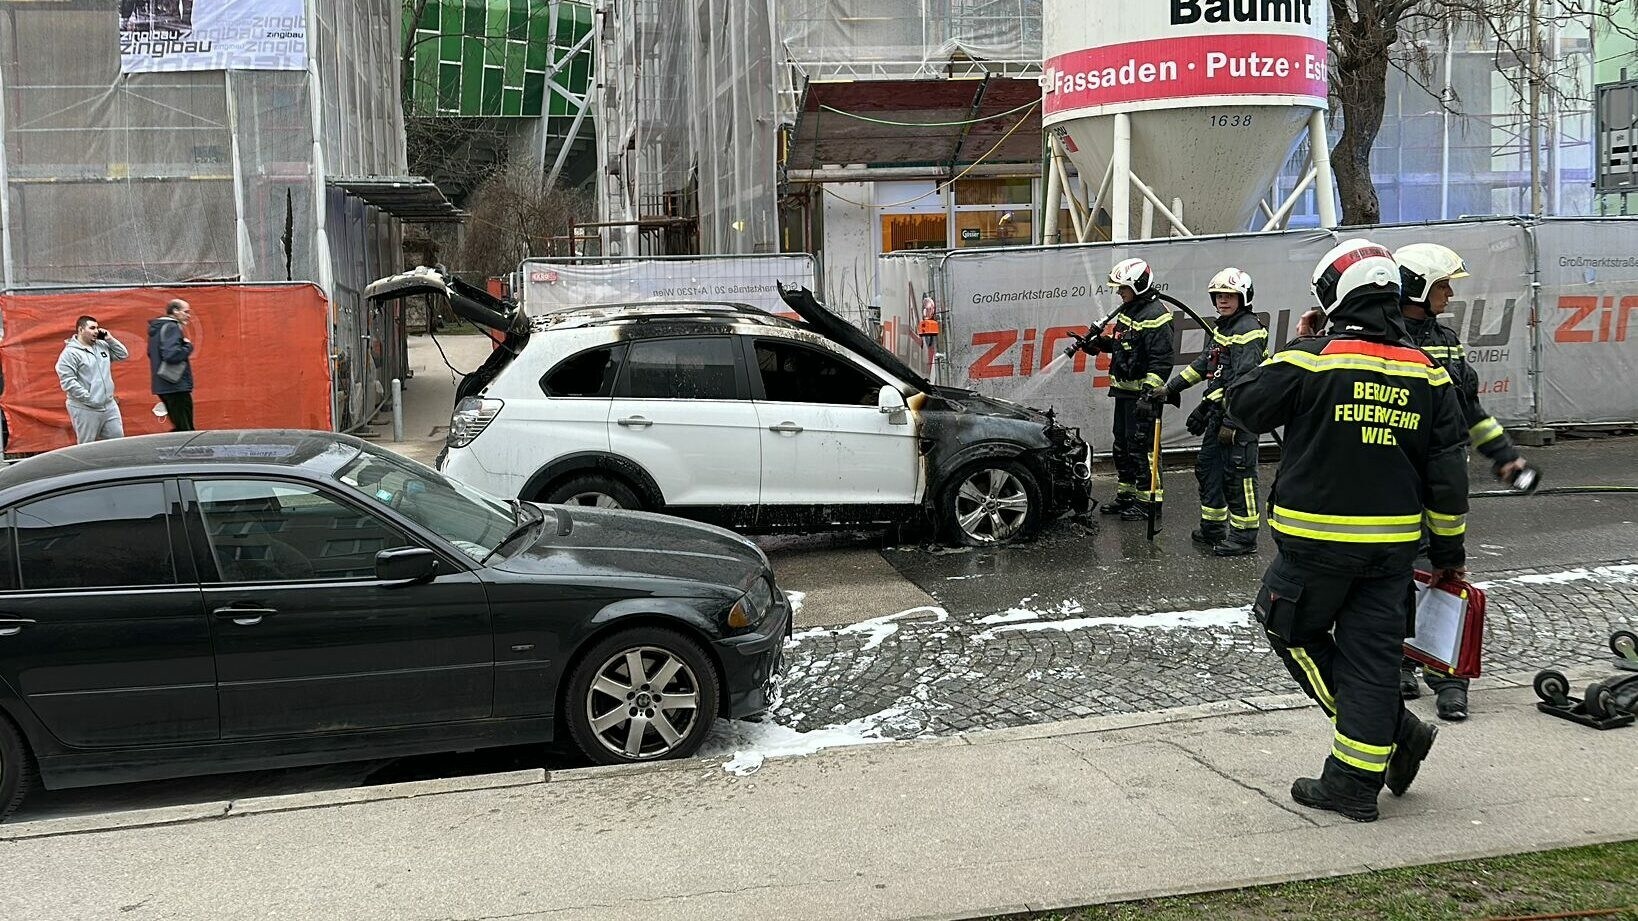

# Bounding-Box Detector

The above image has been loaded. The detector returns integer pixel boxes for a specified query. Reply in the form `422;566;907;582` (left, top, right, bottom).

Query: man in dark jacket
1392;243;1530;721
147;298;196;431
1226;239;1468;822
1149;267;1268;555
1072;258;1176;521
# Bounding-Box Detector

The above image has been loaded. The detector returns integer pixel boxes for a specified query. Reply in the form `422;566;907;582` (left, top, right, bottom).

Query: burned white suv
367;272;1092;545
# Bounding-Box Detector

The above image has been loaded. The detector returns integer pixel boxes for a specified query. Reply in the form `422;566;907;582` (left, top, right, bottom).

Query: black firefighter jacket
1402;312;1520;469
1166;307;1268;420
1226;291;1469;572
1098;290;1176;398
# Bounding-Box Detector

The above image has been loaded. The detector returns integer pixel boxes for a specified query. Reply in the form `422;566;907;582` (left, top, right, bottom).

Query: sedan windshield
334;446;516;561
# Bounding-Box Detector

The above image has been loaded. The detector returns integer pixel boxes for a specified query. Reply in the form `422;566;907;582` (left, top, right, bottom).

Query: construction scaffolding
0;0;443;434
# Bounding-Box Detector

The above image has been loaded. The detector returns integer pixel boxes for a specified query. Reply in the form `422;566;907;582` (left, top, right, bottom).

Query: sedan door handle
0;618;35;637
617;416;653;429
768;422;804;434
213;606;278;626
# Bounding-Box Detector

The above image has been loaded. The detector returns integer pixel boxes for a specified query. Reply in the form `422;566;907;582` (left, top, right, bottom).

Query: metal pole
1440;28;1454;220
225;71;254;279
306;0;335;299
1308;109;1339;227
1042;135;1063;245
1528;0;1543;216
391;378;404;442
546;89;592;190
0;11;14;291
1261;168;1318;232
1111;112;1132;242
1129;172;1193;237
1139;197;1155;239
1170;198;1185;237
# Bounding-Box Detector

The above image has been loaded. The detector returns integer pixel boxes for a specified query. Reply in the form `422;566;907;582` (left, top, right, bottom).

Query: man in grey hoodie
55;315;129;443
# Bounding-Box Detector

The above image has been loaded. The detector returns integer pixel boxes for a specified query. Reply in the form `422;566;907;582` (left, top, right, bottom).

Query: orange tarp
0;284;333;454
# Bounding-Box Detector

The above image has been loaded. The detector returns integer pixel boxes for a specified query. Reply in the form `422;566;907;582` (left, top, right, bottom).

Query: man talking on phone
55;315;129;444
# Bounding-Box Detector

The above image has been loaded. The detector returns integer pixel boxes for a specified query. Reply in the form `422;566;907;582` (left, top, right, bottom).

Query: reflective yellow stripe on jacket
1424;509;1466;537
1115;312;1175;331
1267;351;1452;385
1213;327;1269;347
1269;506;1424;544
1469;417;1505;448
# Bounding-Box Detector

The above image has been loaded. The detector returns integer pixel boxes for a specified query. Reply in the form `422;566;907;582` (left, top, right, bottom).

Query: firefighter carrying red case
1404;570;1486;679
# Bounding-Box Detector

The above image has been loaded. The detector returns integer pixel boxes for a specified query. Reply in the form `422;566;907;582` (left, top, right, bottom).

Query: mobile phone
96;330;108;340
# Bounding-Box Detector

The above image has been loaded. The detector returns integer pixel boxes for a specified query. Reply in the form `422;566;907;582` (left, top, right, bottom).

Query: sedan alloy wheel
584;644;704;760
952;467;1032;543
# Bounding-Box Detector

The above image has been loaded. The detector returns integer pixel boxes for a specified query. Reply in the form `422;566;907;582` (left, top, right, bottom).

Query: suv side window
621;337;740;400
194;479;413;583
542;344;625;398
754;339;882;406
15;483;178;590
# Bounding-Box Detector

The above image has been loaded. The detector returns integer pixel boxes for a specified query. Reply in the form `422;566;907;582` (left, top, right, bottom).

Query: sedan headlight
728;576;775;630
448;397;504;448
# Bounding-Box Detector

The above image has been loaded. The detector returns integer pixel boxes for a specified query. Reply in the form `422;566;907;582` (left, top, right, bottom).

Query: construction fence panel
875;252;943;379
1531;218;1638;425
0;283;332;455
939;219;1539;451
518;254;819;317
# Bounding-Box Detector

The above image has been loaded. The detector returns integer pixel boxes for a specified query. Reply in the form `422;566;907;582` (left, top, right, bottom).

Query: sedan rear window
14;483;177;590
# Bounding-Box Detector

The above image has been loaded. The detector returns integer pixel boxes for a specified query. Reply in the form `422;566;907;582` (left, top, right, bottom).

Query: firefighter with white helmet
1226;239;1467;822
1069;257;1176;520
1392;242;1532;720
1147;267;1268;555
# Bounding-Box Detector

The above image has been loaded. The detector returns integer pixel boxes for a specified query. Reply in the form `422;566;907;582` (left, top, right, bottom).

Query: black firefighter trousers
1255;550;1415;802
1111;396;1156;504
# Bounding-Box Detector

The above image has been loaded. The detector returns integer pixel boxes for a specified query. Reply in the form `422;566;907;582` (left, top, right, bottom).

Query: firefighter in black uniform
1148;267;1268;556
1072;258;1176;521
1227;239;1469;822
1392;242;1531;720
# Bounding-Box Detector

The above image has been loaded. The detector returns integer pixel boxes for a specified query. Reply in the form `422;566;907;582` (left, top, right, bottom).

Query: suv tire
939;459;1040;546
0;712;36;822
564;627;720;765
541;473;643;510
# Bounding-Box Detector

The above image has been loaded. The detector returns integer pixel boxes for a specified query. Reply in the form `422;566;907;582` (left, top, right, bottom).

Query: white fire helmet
1207;267;1254;307
1106;257;1153;295
1394;243;1470;304
1310;238;1399;315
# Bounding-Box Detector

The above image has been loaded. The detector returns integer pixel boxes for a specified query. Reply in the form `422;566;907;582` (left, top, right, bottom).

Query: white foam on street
784;590;806;615
978;599;1086;625
702;707;911;776
978;609;1042;625
1473;563;1638;590
788;605;950;651
975;604;1253;641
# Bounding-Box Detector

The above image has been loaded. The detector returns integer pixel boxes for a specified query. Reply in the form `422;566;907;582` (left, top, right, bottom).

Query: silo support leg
1309;109;1339;228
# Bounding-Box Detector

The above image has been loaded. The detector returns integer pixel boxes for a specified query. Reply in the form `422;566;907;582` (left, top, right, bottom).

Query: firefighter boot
1212;530;1258;557
1400;662;1422;700
1436;685;1469;721
1101;496;1135;516
1290;777;1379;822
1119;503;1149;522
1191;522;1226;545
1386;716;1438;797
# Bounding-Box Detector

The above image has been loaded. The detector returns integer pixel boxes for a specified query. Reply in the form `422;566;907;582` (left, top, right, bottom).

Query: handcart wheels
1612;630;1638;660
1533;669;1571;705
1583;682;1617;720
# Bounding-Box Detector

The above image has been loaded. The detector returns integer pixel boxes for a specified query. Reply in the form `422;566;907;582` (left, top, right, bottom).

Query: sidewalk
5;670;1633;921
369;332;496;467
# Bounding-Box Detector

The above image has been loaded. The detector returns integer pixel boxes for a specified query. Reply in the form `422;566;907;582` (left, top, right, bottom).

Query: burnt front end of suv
1040;417;1094;515
917;387;1094;521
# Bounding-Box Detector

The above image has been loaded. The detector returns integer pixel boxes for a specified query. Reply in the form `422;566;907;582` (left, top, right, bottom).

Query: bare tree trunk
1332;49;1390;226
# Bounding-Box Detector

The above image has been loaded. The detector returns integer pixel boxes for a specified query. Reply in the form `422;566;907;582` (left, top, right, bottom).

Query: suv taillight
448;397;503;448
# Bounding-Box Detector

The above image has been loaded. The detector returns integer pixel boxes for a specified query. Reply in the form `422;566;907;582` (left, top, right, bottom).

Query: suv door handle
617;416;653;429
768;422;804;434
0;617;35;637
213;606;278;626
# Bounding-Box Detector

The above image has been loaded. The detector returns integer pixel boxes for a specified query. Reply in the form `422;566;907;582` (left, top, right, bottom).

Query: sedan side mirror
376;547;438;585
877;385;909;424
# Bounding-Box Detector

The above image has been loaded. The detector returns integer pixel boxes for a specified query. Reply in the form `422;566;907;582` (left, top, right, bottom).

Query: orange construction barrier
0;284;333;454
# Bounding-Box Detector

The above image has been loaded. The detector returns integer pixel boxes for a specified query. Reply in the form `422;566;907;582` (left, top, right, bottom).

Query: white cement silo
1042;1;1338;239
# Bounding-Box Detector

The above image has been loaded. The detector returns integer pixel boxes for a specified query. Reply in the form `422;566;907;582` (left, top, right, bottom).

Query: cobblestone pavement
772;560;1638;738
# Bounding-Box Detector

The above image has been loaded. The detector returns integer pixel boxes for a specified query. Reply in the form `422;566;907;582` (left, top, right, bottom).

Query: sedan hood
495;505;768;591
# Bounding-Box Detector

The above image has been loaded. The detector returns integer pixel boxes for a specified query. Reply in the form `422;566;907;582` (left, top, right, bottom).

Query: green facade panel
405;0;593;122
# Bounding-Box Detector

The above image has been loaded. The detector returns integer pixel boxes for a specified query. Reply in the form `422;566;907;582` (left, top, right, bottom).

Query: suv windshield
335;446;515;561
